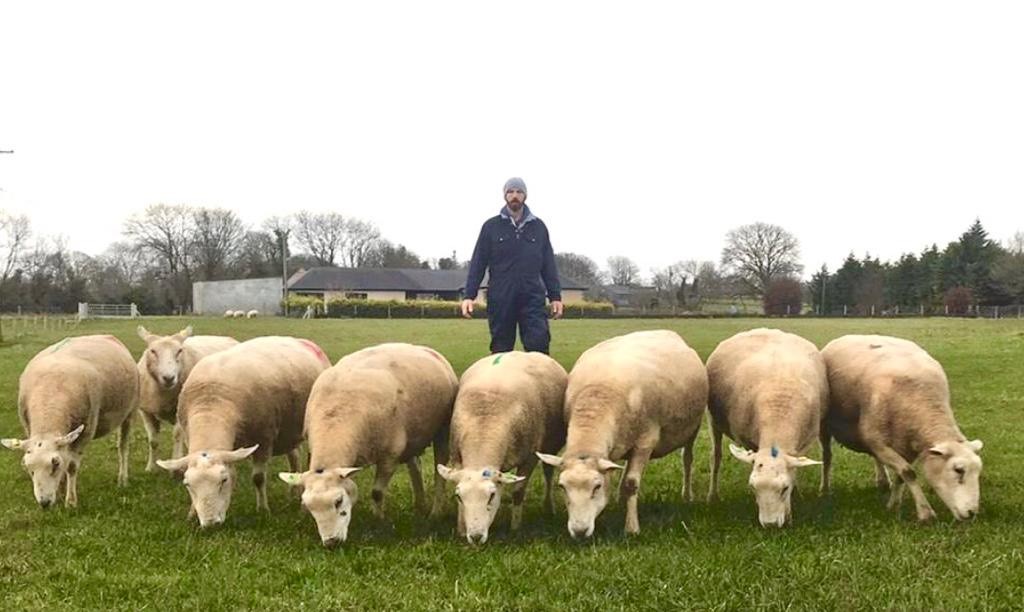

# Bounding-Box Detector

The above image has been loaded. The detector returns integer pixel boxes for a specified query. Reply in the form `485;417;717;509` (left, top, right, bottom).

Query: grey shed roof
288;267;587;292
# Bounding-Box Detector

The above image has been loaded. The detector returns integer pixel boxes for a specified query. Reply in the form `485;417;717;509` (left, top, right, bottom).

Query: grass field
2;317;1023;611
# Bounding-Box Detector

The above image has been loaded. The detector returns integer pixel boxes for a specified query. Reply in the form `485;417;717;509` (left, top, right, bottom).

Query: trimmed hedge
283;295;614;319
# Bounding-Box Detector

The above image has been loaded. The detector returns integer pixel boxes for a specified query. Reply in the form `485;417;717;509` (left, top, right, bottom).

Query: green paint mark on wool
492;354;505;366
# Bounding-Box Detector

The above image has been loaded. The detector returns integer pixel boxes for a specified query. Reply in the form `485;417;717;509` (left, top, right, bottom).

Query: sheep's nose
39;498;53;510
161;375;176;386
966;509;977;519
323;537;342;549
570;526;590;539
468;533;485;545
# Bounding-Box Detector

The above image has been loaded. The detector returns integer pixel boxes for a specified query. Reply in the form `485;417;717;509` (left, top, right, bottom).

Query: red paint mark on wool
299;339;330;364
423;347;445;364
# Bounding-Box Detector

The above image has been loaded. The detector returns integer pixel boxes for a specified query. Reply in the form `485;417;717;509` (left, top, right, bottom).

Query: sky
1;1;1022;280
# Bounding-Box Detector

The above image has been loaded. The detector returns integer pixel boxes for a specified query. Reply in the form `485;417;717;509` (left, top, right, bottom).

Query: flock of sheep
223;310;259;318
1;326;983;546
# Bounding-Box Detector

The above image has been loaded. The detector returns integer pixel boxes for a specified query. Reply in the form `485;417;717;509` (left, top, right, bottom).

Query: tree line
1;203;1021;316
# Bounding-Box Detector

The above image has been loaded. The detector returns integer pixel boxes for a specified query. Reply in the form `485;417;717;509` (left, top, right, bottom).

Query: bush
943;286;973;315
762;278;803;316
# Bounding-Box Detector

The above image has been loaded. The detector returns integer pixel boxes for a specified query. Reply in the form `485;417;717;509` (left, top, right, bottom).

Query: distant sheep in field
232;311;245;318
246;310;259;319
224;310;235;318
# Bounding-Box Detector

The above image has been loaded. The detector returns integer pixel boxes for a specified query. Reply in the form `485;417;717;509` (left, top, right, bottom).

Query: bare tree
293;211;346;266
1006;231;1024;256
123;203;195;309
192;207;246;280
0;210;31;286
720;222;802;296
342;218;382;267
607;255;640;286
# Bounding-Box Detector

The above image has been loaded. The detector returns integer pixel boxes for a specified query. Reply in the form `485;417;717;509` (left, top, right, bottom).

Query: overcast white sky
1;1;1022;279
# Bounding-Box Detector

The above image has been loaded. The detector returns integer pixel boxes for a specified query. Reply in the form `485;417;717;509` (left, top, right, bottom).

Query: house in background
287;267;588;303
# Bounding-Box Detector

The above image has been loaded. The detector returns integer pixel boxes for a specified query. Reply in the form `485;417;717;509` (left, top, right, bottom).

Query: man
462;177;563;354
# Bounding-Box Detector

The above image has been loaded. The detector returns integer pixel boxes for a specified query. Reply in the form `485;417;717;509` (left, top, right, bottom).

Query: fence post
387;304;392;319
995;306;1000;319
843;304;848;316
945;305;949;316
920;304;924;316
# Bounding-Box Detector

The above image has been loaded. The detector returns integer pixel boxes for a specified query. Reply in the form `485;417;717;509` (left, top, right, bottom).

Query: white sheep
2;335;139;508
437;351;567;544
223;310;235;318
136;326;238;471
232;310;245;318
278;343;458;547
537;330;707;538
705;328;827;527
246;310;259;319
821;334;983;521
156;336;331;527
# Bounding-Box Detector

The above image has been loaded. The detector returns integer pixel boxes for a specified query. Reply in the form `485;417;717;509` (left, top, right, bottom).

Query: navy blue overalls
464;205;562;354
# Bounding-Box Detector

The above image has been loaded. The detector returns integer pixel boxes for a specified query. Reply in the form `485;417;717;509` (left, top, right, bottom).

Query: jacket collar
499;204;536;228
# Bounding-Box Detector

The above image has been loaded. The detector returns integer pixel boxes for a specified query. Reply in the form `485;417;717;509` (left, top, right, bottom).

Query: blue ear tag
482;469;492;478
770;446;779;458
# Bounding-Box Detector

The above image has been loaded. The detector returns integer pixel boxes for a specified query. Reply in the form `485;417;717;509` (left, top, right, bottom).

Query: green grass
2;317;1023;610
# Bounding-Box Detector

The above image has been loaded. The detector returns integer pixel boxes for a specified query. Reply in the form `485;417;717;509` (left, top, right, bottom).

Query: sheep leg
707;422;723;503
541;463;555;515
510;461;537;531
406;457;429;515
252;458;270;512
371;461;398;519
874;459;891;491
171;424;186;460
287;449;304;497
680;440;695;503
622;447;653;536
457;503;466;537
65;458;80;508
429;429;451;518
870;445;935;522
887;472;906;511
819;427;833;495
116;417;131;486
140;412;161;472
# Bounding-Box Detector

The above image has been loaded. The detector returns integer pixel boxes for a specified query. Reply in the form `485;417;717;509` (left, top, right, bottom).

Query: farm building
192;268;587;315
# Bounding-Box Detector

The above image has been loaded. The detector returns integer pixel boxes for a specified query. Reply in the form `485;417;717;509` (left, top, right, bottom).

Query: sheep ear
1;437;25;450
729;444;756;464
786;455;822;468
597;459;624;472
436;464;460;481
57;425;85;447
968;439;983;453
278;472;305;486
156;456;190;472
137;325;155;344
221;445;259;464
536;452;563;467
336;467;362;479
175;326;193;341
497;471;526;484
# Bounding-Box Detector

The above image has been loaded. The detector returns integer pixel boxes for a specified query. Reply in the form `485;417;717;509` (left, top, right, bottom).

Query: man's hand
550;300;564;319
460;299;475;319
